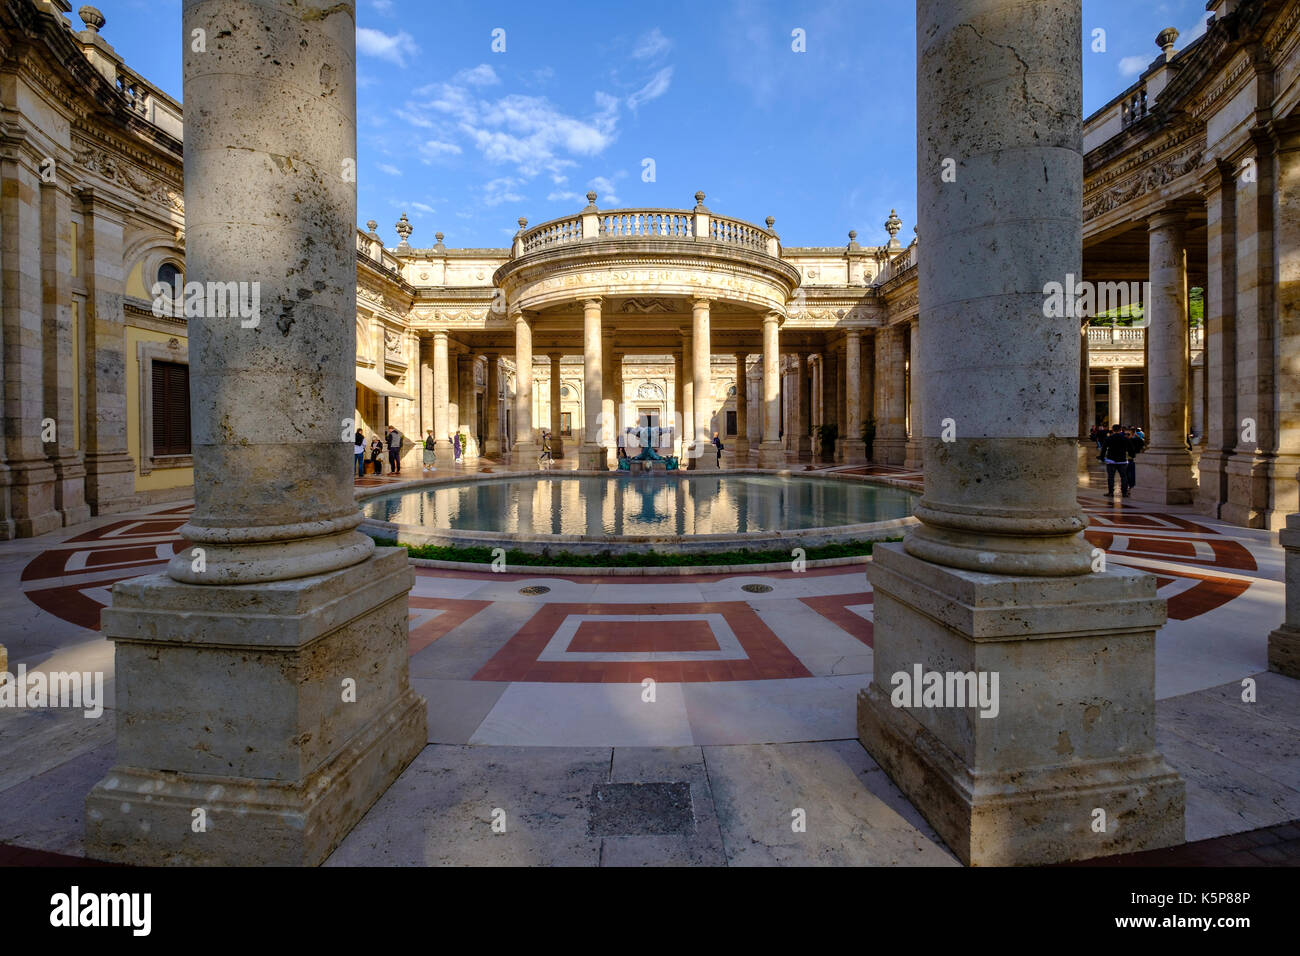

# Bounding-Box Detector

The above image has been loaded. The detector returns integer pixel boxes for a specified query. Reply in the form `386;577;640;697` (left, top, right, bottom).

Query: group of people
1090;422;1146;498
353;426;404;477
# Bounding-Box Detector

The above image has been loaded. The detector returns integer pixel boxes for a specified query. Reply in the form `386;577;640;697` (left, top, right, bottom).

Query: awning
356;365;414;401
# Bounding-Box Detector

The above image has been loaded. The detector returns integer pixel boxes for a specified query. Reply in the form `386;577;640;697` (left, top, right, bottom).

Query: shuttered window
151;360;191;456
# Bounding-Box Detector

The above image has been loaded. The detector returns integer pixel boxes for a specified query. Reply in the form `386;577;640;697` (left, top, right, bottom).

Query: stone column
548;353;564;459
601;328;617;461
418;338;433;445
1224;129;1277;527
432;331;453;459
512;311;537;461
861;333;875;440
1075;320;1091;480
796;353;813;458
86;0;424;865
40;179;90;527
76;189;139;516
843;332;867;462
1134;208;1196;504
1108;366;1122;426
757;311;784;468
874;325;907;464
733;352;750;461
857;0;1182;867
458;352;478;458
672;350;683;456
834;347;847;461
484;353;501;457
691;297;717;470
1270;514;1300;678
579;298;606;470
1265;120;1300;525
0;151;60;538
819;349;836;461
680;329;694;462
904;319;925;470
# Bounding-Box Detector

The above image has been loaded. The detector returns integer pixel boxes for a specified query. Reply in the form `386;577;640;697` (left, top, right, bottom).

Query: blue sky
95;0;1213;248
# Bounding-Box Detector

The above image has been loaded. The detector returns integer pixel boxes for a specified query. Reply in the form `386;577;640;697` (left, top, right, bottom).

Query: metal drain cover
518;585;551;595
588;782;695;836
741;583;774;593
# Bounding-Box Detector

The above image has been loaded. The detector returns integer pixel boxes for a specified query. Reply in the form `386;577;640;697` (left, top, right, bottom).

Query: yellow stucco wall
125;324;193;492
125;261;148;300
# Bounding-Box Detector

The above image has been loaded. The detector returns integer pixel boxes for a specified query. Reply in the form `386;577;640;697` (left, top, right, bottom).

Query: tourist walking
452;431;462;463
369;435;384;475
712;431;724;466
1102;424;1132;498
353;428;365;478
386;425;403;475
539;430;553;465
423;430;436;472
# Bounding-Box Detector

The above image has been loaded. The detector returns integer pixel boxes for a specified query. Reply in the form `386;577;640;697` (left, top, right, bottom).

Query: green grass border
371;537;903;568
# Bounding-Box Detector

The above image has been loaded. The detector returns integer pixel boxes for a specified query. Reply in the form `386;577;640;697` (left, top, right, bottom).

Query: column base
83;451;140;516
1269;625;1300;680
1222;453;1300;530
842;439;868;465
550;438;565;460
689;447;720;471
484;438;502;458
0;458;61;538
1195;450;1233;518
796;436;812;458
859;542;1184;866
1129;447;1197;506
578;445;609;470
513;442;540;464
874;436;907;466
50;455;91;527
904;440;924;470
85;548;426;866
731;437;750;463
756;442;786;469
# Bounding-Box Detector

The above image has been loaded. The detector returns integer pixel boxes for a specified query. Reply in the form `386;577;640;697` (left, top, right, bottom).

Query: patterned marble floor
1;470;1295;863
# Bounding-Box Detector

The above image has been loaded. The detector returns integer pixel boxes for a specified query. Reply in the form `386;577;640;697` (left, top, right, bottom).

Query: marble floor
0;463;1295;865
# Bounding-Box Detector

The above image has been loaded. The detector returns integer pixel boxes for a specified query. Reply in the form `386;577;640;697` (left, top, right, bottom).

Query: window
151;360;191;456
157;261;182;288
560;412;572;436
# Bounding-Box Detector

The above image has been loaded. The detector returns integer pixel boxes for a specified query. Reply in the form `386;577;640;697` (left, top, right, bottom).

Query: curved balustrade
521;216;582;253
600;210;694;239
708;215;766;250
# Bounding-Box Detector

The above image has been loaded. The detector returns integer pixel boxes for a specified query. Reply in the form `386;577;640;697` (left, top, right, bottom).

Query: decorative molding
1083;147;1204;222
70;136;182;213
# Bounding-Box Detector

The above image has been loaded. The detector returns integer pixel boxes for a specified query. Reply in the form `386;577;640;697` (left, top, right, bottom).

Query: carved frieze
1083;149;1203;222
71;139;183;212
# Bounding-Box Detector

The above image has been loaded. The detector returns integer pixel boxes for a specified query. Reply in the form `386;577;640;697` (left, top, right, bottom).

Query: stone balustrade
1086;325;1204;348
523;215;583;252
601;210;695;239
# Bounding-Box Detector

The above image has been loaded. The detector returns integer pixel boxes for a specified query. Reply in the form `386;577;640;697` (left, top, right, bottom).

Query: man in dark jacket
1102;424;1132;497
386;426;403;475
1125;426;1144;490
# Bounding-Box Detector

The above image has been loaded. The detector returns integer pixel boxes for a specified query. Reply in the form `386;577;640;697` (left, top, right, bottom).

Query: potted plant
815;422;838;461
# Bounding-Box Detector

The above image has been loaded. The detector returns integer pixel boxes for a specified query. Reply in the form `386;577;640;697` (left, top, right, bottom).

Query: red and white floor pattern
11;487;1285;746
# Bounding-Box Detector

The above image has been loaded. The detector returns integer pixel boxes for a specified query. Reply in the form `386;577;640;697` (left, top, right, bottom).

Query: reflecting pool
361;474;917;537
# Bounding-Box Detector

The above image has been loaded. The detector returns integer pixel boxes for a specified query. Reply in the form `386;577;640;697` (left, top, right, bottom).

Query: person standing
712;431;724;466
423;430;436;472
452;431;462;463
1102;424;1132;498
353;428;365;478
386;425;403;475
369;435;384;474
1126;425;1144;490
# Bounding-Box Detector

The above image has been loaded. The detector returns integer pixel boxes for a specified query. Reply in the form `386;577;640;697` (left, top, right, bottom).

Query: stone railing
706;214;766;250
522;215;583;253
1086;325;1204;348
355;229;405;276
114;68;183;139
600;210;694;239
513;195;779;258
879;241;917;283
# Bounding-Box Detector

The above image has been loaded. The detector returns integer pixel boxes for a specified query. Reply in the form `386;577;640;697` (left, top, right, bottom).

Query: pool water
361;474;917;537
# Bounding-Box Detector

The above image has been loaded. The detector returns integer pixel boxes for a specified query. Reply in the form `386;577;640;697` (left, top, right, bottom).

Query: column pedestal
1269;513;1300;678
859;544;1184;866
86;549;425;865
1130;449;1198;505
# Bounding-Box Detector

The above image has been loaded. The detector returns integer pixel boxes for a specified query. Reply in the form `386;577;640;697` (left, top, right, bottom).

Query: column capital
763;310;784;326
547;351;564;361
431;328;449;342
1147;205;1192;232
691;295;713;308
582;296;603;309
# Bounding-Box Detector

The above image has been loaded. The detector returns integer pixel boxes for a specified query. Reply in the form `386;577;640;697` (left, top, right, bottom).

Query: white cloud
1118;55;1147;78
633;27;672;60
409;202;436;215
627;66;673;111
457;64;501;87
357;27;418;68
484;177;525;206
370;0;394;12
1182;14;1209;43
588;176;620;206
420;140;462;161
547;190;584;203
377;163;402;176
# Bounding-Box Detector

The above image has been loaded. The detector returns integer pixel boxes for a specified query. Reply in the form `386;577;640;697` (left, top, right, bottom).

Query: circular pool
360;472;918;554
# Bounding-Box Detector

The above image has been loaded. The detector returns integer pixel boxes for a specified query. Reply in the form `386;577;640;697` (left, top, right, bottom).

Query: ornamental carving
1083;150;1203;221
384;329;403;357
72;141;183;212
636;381;664;399
620;297;675;314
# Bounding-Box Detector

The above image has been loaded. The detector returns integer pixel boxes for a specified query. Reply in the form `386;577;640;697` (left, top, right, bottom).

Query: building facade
0;0;1297;537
